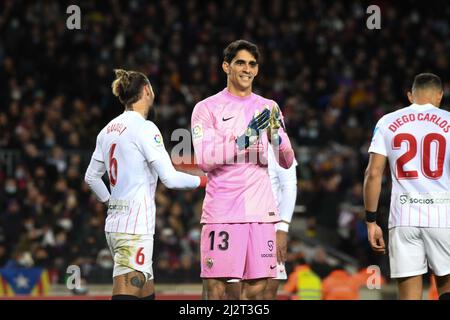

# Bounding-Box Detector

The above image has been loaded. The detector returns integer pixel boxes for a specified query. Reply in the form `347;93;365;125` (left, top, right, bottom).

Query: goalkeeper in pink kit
191;40;294;299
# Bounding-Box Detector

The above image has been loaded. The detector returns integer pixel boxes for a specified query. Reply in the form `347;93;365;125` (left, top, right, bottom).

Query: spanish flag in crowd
0;268;50;296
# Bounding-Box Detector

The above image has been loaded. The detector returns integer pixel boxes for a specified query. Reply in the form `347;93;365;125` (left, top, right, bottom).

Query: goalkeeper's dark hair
412;73;442;92
223;40;260;63
112;69;150;108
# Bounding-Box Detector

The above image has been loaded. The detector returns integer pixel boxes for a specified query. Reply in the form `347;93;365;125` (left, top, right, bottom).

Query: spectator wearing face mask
4;249;34;268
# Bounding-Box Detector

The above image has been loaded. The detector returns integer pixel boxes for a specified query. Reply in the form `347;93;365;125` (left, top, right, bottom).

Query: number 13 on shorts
200;223;277;280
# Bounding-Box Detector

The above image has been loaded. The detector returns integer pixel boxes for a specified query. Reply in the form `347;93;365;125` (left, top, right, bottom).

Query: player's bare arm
276;230;288;263
363;152;387;254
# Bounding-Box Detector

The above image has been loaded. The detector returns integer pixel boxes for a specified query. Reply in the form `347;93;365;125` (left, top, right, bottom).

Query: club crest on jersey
205;257;214;269
192;124;203;140
399;194;408;204
154;133;162;145
268;240;274;252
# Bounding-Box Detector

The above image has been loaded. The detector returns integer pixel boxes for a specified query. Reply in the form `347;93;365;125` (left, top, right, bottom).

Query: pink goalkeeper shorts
200;222;277;280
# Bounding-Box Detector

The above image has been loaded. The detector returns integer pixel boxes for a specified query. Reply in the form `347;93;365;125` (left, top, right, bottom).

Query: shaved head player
364;73;450;300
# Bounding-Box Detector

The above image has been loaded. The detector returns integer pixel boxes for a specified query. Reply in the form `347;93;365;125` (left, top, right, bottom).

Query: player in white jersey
84;69;206;300
263;146;298;299
364;73;450;300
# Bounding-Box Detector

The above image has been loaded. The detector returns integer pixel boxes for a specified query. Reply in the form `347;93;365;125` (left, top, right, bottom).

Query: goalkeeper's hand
268;103;285;146
236;107;270;150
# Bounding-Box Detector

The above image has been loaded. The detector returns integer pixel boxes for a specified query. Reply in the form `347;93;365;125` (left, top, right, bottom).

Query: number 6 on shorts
136;247;145;265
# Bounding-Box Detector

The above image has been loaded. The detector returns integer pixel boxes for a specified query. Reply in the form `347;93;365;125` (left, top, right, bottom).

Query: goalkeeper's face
223;49;259;92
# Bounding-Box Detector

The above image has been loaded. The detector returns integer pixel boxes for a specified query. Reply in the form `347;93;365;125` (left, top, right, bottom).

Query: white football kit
268;146;298;280
85;110;201;280
369;103;450;277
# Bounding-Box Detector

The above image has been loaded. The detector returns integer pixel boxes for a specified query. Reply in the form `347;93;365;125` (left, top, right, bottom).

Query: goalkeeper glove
268;104;285;146
236;107;270;150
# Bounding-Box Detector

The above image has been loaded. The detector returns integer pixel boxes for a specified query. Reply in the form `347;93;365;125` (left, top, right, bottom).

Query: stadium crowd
1;0;450;284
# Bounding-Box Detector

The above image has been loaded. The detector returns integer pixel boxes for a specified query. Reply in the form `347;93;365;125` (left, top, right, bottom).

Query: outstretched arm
138;121;206;189
152;148;205;189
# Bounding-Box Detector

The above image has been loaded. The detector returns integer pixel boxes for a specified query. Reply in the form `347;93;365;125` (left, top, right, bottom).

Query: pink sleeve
272;129;294;169
271;108;294;169
191;101;238;172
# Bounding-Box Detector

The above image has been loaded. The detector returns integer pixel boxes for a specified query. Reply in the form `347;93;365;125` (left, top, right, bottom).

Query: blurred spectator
310;246;334;279
352;265;386;290
87;248;113;284
5;249;34;268
284;255;322;300
322;265;360;300
0;243;8;267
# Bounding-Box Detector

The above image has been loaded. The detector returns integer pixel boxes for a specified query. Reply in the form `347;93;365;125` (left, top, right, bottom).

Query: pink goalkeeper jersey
191;88;294;224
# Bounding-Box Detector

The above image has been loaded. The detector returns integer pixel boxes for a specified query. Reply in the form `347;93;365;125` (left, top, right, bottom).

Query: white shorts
389;227;450;278
274;262;287;280
105;232;154;281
